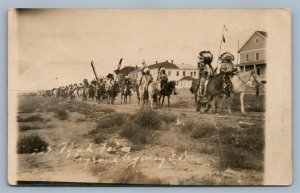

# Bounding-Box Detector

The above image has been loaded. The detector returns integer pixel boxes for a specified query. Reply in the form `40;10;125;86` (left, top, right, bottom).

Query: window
246;54;249;62
176;71;179;76
168;71;171;76
190;72;193;77
256;53;260;61
183;71;186;76
255;38;260;44
194;71;196;76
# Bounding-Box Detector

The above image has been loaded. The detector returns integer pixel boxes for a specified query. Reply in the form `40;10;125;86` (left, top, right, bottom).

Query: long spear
90;60;99;81
216;25;228;71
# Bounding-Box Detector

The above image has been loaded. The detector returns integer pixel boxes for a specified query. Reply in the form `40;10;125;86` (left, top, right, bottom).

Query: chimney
171;60;173;64
166;60;168;63
156;61;158;64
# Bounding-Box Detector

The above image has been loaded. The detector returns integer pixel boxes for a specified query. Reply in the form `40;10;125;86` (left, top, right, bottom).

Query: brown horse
159;81;176;108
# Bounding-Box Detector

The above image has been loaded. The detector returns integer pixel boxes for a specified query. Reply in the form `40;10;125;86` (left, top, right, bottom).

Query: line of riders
42;50;260;112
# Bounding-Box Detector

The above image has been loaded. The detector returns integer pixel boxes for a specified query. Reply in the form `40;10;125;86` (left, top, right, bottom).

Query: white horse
139;78;160;109
205;70;262;115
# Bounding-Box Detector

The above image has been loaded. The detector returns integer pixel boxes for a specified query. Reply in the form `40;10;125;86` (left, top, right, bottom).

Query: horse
204;70;262;115
96;83;106;104
190;78;199;104
88;84;96;101
105;82;119;104
139;79;159;109
159;81;176;108
120;83;132;104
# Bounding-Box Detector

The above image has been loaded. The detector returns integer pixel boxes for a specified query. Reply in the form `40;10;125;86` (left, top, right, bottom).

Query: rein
237;72;259;85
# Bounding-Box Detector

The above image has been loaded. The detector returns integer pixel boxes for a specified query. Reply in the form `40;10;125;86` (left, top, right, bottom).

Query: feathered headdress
198;50;213;63
219;52;234;62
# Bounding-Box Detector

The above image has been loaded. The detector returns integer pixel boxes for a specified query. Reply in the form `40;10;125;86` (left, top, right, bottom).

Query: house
177;76;194;89
114;66;137;76
236;31;267;83
128;60;198;88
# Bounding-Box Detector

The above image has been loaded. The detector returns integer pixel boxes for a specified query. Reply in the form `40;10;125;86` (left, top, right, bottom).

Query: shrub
121;123;153;145
17;115;44;122
54;109;69;120
96;113;127;129
19;125;42;131
130;109;161;130
17;135;48;154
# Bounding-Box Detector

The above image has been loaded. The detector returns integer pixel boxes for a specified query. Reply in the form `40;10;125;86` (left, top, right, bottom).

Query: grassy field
15;88;265;185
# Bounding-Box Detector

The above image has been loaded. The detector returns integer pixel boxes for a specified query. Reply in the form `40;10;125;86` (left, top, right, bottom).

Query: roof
238;31;267;53
148;61;179;69
114;66;137;75
257;31;267;37
178;76;194;81
235;60;266;67
176;63;197;70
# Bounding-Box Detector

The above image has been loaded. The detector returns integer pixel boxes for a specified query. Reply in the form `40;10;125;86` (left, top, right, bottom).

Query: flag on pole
224;25;228;31
222;25;228;43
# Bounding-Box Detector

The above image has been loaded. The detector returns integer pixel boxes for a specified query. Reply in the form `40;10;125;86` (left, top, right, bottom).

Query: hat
219;52;234;62
160;67;166;71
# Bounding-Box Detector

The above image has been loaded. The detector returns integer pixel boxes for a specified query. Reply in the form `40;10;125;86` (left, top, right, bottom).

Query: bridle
237;71;260;86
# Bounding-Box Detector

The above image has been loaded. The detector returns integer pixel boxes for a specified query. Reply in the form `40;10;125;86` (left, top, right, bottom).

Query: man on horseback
218;52;237;97
106;73;115;91
197;51;214;97
158;67;168;90
140;67;153;94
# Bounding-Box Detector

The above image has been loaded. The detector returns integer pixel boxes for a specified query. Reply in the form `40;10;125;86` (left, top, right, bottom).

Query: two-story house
237;31;267;83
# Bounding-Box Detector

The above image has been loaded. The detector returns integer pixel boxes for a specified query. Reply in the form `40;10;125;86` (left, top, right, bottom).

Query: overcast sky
12;9;268;91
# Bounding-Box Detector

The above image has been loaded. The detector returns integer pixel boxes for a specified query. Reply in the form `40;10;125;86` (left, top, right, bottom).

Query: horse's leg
240;92;245;115
167;95;170;108
227;93;234;114
161;96;165;107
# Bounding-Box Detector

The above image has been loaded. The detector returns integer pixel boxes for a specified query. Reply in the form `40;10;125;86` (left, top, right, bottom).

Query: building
236;31;267;83
177;76;194;89
128;60;198;88
114;66;137;76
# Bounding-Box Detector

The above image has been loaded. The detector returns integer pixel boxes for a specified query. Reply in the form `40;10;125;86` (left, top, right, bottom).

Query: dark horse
158;81;177;108
96;84;106;104
106;83;120;104
190;78;199;104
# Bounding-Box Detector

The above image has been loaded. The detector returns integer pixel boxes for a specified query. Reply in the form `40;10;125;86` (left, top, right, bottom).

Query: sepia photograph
7;9;291;185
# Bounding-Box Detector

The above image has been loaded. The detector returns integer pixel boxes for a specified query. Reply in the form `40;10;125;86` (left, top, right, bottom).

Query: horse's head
249;70;262;88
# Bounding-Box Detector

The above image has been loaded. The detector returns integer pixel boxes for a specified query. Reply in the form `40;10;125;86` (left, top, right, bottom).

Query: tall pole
216;26;225;71
237;39;240;65
91;61;99;82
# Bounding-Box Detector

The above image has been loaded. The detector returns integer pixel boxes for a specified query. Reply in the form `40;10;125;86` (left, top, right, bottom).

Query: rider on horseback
158;67;168;90
197;51;214;97
106;73;115;91
124;76;131;93
219;52;237;98
141;67;153;93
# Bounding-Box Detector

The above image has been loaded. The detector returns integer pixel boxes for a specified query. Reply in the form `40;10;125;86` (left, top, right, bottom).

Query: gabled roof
148;61;179;69
178;76;194;81
176;63;197;70
238;31;267;53
257;31;267;37
114;66;138;75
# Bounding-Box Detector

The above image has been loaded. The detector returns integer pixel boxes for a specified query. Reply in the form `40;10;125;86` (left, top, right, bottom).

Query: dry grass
180;118;264;171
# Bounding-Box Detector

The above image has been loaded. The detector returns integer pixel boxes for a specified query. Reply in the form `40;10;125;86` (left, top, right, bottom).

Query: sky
12;9;268;91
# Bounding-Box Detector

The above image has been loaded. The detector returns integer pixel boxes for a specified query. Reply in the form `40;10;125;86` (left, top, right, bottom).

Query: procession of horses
36;50;262;115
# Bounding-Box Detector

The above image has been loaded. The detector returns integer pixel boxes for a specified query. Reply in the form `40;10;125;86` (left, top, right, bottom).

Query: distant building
114;66;137;76
128;60;198;88
236;31;267;83
177;76;194;88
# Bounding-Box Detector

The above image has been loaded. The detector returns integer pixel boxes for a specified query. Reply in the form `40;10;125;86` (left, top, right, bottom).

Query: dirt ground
15;88;265;185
